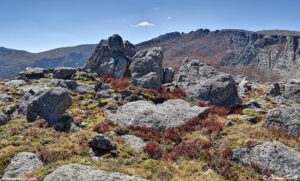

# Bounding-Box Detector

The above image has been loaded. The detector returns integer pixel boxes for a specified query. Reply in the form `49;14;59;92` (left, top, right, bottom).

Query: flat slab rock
263;107;300;136
44;164;147;181
2;152;43;179
107;99;209;130
233;141;300;180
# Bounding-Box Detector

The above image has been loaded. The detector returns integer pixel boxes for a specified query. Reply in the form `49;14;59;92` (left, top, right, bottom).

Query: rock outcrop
107;99;209;130
53;67;76;79
18;67;49;79
233;141;300;180
121;135;146;152
263;107;300;136
89;134;116;156
84;34;135;78
2;152;43;179
177;59;240;107
43;164;147;181
26;87;72;126
130;47;164;89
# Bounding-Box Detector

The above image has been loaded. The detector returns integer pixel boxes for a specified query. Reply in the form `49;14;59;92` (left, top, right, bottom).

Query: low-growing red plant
196;101;208;107
209;105;230;116
93;120;115;133
100;77;130;91
164;142;202;160
164;128;182;144
159;86;172;100
179;117;203;132
128;126;162;142
222;147;233;159
171;87;187;99
144;142;163;159
202;119;223;133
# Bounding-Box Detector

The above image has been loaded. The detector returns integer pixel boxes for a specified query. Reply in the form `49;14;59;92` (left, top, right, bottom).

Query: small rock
95;90;111;99
76;83;95;94
163;67;175;83
89;134;117;156
53;67;76;79
2;152;43;179
121;135;146;152
0;111;9;125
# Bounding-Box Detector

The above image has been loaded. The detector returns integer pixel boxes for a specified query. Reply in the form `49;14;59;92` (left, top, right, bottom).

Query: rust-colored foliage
222;147;233;159
209;105;230;116
164;128;182;144
128;125;162;142
93;120;115;134
100;77;130;91
179;117;223;134
159;86;187;100
40;150;72;164
171;87;187;99
196;101;208;107
164;142;202;160
144;142;163;159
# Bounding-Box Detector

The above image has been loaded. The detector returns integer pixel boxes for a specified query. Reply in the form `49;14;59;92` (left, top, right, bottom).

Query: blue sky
1;0;300;52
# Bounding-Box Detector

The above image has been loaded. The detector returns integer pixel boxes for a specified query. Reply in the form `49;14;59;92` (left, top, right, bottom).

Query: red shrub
164;142;202;160
222;147;233;159
164;128;182;144
93;120;114;133
100;76;115;84
171;87;187;99
144;142;163;159
202;119;223;133
196;101;208;107
209;105;230;116
100;77;130;91
262;168;271;177
179;117;203;132
128;126;162;142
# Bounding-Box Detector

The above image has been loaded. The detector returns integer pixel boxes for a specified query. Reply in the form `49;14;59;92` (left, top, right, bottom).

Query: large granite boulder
2;152;43;179
282;79;300;104
43;164;147;181
177;58;241;107
53;67;76;79
130;47;164;89
233;141;300;180
26;87;72;126
84;34;136;78
263;107;300;136
107;99;209;130
18;67;49;79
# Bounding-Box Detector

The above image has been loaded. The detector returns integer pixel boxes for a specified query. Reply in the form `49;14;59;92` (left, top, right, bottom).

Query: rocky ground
0;35;299;181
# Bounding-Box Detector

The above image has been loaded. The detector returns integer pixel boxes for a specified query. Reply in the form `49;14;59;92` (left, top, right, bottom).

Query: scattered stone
238;77;250;97
89;134;117;156
4;79;26;87
2;152;43;179
0;94;13;104
95;90;111;99
84;34;135;78
263;107;300;136
233;141;300;180
177;58;240;107
243;100;261;109
107;99;210;130
53;67;76;79
267;83;281;97
43;164;147;181
18;67;48;79
94;82;110;92
4;104;19;115
163;67;175;83
53;79;78;90
0;111;9;125
26;87;72;126
121;135;146;152
125;94;140;102
76;83;94;94
130;47;164;89
282;80;300;104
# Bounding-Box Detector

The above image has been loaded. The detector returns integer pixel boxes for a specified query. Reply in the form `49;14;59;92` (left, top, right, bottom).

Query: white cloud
167;16;172;20
135;21;155;27
153;7;160;11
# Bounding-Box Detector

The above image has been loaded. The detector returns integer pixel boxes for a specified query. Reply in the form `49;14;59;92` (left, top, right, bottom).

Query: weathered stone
233;141;300;180
76;83;94;94
107;99;209;130
121;135;145;152
2;152;43;179
43;164;147;181
163;67;175;83
4;80;26;87
89;134;116;156
95;90;111;99
26;87;72;126
84;34;135;78
0;94;13;105
177;58;241;107
53;67;76;79
267;83;281;97
0;111;9;125
18;67;48;79
52;79;78;90
130;47;164;89
263;107;300;136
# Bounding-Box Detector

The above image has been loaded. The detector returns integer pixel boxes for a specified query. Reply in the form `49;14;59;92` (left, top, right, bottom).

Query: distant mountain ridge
1;28;300;80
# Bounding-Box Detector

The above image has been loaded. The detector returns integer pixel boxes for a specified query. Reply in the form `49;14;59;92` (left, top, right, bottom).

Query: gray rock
121;135;145;152
130;47;164;89
2;152;43;179
177;59;241;107
76;83;94;94
263;107;300;136
94;82;110;92
267;83;281;97
243;100;261;109
18;67;48;79
125;94;140;102
0;111;9;125
52;79;78;90
0;94;13;104
282;80;300;104
233;141;300;180
44;164;147;181
89;134;117;156
4;80;26;87
95;90;111;99
4;104;19;115
26;87;72;126
163;67;175;83
84;34;135;78
53;67;76;79
107;99;209;130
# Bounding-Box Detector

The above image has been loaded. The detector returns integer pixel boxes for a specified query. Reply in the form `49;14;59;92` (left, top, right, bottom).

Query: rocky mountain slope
1;29;300;81
0;34;299;180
